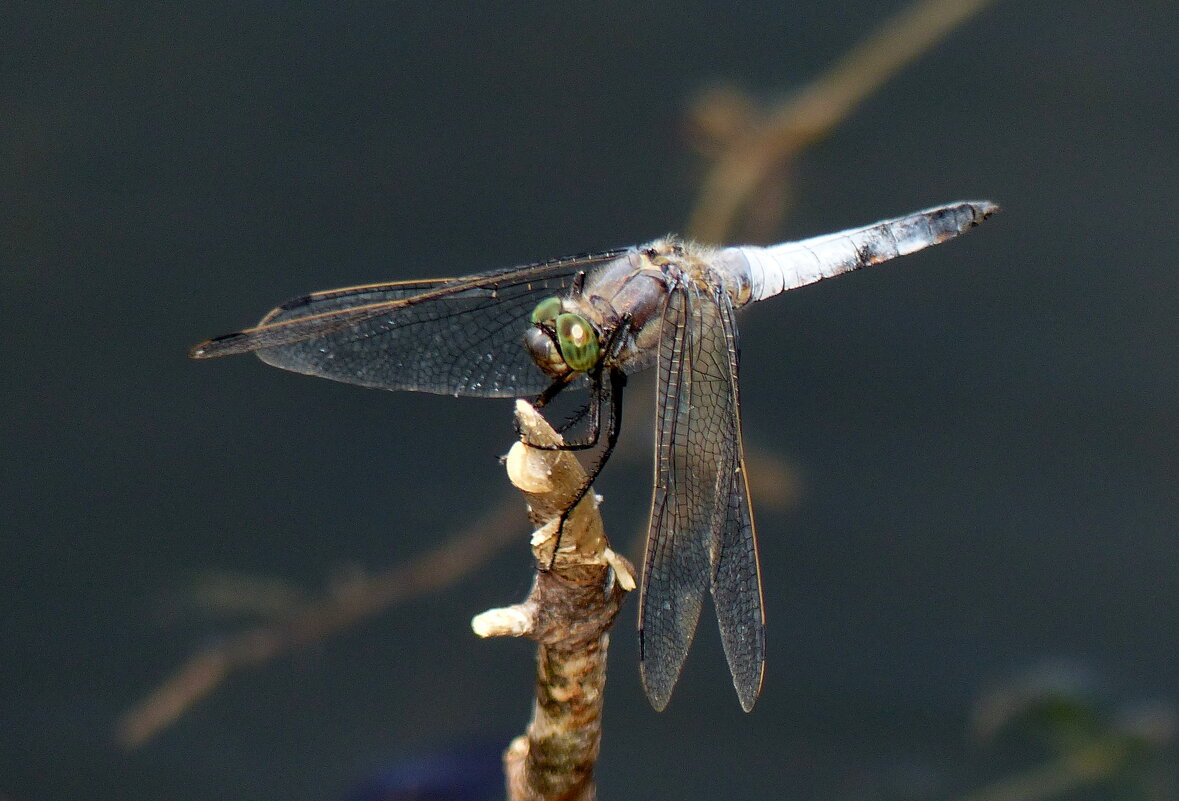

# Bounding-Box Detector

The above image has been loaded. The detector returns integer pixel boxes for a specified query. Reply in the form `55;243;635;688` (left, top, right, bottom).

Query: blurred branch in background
957;667;1175;801
686;0;999;244
118;0;994;751
115;499;522;749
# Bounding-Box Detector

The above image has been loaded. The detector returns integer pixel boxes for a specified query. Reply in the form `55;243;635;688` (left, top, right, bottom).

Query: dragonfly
191;200;999;712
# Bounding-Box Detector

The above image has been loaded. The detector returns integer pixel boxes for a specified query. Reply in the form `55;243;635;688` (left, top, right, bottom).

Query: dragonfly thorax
524;297;603;380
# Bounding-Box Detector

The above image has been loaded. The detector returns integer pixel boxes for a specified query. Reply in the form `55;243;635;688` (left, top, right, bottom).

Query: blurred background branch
115;499;522;749
686;0;999;244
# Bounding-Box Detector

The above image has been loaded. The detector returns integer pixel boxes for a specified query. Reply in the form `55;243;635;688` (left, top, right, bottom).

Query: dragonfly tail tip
969;199;1002;221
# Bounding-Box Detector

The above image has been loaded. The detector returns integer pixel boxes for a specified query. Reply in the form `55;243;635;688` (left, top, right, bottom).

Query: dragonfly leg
532;376;573;409
525;376;602;452
554;399;594;436
550;386;603;450
546;366;626;568
524;378;603;452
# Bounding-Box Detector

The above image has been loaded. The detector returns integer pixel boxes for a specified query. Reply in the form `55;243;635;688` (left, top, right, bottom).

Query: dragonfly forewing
639;282;766;711
191;251;627;397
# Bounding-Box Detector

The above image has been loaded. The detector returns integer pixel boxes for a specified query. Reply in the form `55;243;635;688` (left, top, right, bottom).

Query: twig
686;0;1000;243
473;401;635;801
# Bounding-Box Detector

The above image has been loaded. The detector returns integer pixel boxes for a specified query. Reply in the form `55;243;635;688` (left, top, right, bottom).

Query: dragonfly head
525;297;602;379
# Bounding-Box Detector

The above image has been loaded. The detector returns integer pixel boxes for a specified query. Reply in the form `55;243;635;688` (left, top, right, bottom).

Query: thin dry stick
686;0;1000;244
473;401;635;801
115;498;522;749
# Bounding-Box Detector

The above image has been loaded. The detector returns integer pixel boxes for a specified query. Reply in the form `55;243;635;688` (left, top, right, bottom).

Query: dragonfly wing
191;252;626;397
640;285;708;710
709;291;766;712
639;282;765;710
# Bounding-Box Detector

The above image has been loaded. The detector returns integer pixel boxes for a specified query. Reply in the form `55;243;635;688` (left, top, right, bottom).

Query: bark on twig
473;401;635;801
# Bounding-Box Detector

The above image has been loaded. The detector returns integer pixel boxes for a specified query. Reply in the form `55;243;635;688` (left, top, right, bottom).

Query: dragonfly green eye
530;297;564;325
555;312;600;372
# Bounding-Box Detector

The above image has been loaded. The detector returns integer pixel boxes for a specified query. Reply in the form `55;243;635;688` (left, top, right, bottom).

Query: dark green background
4;2;1176;799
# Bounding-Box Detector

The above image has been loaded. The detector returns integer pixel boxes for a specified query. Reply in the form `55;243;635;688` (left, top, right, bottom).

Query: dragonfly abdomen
721;200;999;305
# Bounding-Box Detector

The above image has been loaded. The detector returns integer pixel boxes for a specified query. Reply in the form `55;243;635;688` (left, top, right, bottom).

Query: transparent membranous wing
190;251;627;397
639;282;765;712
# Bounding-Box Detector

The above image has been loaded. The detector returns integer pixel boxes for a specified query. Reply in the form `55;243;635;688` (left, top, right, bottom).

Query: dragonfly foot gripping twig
472;400;635;801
